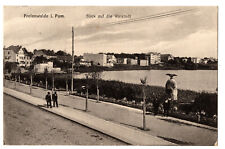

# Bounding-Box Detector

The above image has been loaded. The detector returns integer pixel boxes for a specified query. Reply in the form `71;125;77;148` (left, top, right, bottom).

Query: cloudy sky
4;6;217;58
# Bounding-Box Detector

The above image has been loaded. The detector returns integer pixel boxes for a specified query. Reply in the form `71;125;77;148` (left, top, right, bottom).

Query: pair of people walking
45;91;58;108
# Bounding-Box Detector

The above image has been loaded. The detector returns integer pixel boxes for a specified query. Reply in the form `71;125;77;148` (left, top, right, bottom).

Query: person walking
45;92;52;108
52;91;58;107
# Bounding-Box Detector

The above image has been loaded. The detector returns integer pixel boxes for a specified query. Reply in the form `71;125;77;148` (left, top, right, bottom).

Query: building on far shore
191;57;201;63
3;45;31;67
83;53;114;67
139;59;149;66
147;52;161;65
160;54;174;63
128;57;138;65
79;58;92;67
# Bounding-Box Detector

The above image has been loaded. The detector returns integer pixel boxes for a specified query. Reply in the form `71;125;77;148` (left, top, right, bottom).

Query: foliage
4;62;18;73
192;92;217;117
32;56;48;65
13;73;217;119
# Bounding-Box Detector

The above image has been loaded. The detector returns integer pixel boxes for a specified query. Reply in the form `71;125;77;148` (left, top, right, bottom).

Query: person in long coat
165;74;178;101
164;74;178;115
52;91;58;107
45;92;52;108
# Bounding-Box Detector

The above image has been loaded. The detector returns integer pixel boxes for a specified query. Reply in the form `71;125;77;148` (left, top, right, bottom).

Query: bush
16;73;217;119
192;92;217;117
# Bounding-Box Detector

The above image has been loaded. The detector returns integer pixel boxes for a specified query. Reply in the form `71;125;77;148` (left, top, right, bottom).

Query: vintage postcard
3;6;217;146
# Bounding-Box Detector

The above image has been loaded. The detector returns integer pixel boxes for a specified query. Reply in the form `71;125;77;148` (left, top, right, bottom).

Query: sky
4;6;217;58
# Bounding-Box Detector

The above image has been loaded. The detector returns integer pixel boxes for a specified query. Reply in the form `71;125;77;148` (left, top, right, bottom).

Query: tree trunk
19;75;20;84
97;83;100;103
30;75;33;94
45;77;48;90
66;79;68;92
52;75;55;91
14;76;16;88
85;88;88;112
142;86;146;130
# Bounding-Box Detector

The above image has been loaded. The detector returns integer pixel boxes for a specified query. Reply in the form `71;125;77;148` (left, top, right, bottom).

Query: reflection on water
74;70;217;92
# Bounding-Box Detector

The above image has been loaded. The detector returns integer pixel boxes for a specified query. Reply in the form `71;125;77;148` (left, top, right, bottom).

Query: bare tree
65;70;70;93
51;70;55;92
17;67;21;84
91;71;102;103
29;69;34;94
140;76;147;130
85;74;89;112
44;67;48;90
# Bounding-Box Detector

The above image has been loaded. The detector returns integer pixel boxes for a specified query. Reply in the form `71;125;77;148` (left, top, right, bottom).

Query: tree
4;62;18;74
44;67;48;90
140;76;147;130
55;50;68;56
33;56;48;65
85;74;89;112
28;69;35;94
51;70;55;91
17;67;21;83
193;92;217;117
90;69;102;103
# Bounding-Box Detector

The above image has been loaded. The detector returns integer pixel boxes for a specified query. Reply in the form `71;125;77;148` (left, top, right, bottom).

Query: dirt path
3;94;126;145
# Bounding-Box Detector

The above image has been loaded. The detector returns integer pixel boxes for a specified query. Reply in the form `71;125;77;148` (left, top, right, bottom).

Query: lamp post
71;26;74;94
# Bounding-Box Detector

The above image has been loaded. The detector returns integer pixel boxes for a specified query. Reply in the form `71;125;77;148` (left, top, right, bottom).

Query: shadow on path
157;136;193;145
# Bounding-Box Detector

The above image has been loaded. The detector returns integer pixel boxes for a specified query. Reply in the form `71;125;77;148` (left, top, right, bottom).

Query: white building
79;59;92;67
191;57;201;63
129;58;138;65
4;46;31;67
148;52;161;64
34;62;61;73
83;53;114;67
140;59;149;66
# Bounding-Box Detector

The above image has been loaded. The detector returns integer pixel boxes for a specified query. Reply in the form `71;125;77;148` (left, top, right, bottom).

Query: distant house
191;57;201;63
200;58;208;64
160;54;174;63
34;62;61;73
107;54;117;64
128;58;138;65
3;45;31;67
79;59;92;67
115;54;138;65
147;52;161;64
139;59;149;66
83;53;114;67
116;57;128;64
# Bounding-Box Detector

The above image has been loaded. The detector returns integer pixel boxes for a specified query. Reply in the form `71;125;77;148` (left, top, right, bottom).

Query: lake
74;70;218;92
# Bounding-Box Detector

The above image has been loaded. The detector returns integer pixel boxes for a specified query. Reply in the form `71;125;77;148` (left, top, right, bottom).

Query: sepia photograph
3;6;218;146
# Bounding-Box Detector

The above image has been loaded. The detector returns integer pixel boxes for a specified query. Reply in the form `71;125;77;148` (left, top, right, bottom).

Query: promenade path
4;80;217;145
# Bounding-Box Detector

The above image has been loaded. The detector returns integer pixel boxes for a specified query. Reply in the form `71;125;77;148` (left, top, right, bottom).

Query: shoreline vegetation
8;73;218;128
74;63;218;73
